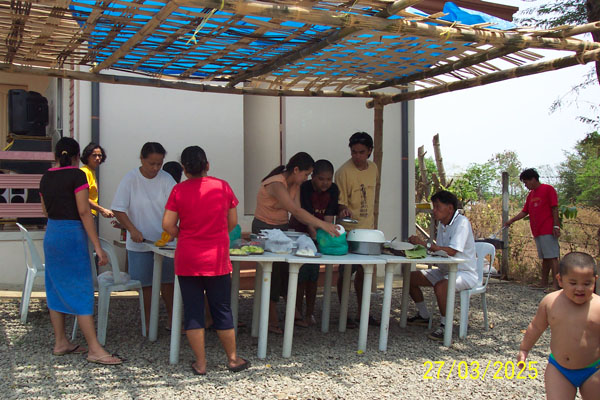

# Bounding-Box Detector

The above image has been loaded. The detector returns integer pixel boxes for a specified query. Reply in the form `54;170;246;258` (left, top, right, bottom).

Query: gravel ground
0;280;558;399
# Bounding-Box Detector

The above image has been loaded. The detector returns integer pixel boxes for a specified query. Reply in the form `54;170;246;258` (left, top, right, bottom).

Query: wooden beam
25;0;70;61
90;0;181;73
177;0;600;53
228;0;423;87
0;63;380;98
372;100;384;229
365;47;600;107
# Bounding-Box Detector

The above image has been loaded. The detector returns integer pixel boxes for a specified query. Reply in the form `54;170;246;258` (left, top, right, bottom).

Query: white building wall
0;76;413;289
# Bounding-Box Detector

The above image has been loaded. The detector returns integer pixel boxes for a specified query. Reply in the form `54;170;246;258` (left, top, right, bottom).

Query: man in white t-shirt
407;190;477;341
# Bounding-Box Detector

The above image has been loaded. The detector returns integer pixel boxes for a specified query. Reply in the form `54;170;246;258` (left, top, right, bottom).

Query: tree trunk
587;0;600;84
432;134;447;188
417;145;429;202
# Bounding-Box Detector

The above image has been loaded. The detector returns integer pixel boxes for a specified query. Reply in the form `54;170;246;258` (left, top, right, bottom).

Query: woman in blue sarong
39;137;122;365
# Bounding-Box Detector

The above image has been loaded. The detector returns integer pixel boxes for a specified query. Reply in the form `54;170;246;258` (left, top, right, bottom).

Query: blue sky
414;0;599;176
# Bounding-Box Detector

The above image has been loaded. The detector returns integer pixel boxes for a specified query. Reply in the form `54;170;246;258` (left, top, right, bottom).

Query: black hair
348;132;373;149
55;137;80;168
163;161;183;183
559;252;597;276
262;152;314;182
140;142;167;158
430;190;460;211
313;159;334;176
81;142;107;165
180;146;208;177
519;168;540;182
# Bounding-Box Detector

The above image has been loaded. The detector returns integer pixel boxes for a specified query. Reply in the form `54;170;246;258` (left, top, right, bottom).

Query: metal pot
346;229;386;255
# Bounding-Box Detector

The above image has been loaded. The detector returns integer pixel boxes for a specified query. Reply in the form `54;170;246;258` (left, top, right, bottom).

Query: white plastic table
284;253;386;357
145;243;287;363
376;254;466;349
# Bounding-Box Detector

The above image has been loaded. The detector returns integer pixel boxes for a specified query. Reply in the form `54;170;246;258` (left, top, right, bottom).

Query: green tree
489;150;524;199
557;131;600;209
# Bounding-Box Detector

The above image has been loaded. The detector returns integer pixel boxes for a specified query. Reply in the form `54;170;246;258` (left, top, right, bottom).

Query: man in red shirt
505;168;560;291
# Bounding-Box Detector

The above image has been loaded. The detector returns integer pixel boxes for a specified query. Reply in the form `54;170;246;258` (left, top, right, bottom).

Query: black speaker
8;89;49;136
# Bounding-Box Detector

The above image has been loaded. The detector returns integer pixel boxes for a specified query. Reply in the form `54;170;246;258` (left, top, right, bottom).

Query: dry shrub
464;200;600;283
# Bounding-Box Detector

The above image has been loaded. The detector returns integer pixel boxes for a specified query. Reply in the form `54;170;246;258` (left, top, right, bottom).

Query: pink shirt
165;176;238;276
522;183;558;237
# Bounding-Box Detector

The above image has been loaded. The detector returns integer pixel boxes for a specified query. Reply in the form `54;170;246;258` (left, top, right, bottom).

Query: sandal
53;344;87;356
228;357;251;373
87;353;123;365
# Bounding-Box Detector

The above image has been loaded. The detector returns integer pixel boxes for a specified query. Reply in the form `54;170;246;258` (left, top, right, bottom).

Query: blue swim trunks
548;353;600;388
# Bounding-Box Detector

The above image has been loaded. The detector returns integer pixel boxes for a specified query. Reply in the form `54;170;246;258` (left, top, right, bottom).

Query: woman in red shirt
162;146;249;375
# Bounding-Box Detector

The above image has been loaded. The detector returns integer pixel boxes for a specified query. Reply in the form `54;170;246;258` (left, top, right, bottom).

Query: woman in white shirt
111;142;176;332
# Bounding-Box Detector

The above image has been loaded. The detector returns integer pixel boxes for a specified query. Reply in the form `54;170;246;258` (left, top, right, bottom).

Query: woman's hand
321;222;340;237
100;207;115;219
95;247;108;266
338;207;351;218
408;235;425;247
129;228;144;243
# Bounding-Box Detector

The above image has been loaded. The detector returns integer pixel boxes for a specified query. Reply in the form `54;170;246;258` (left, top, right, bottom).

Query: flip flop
53;344;87;356
528;283;546;290
86;354;123;365
191;362;206;376
227;358;251;373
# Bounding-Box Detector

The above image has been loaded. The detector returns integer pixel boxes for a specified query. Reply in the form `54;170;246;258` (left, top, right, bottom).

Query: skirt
44;219;94;315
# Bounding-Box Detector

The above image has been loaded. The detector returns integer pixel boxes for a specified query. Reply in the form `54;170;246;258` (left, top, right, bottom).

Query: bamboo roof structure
2;0;600;105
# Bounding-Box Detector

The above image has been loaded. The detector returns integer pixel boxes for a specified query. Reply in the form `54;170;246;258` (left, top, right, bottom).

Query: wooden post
502;171;509;279
432;134;447;188
373;100;384;229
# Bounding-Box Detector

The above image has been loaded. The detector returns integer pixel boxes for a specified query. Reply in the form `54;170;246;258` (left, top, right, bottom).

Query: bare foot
87;349;122;365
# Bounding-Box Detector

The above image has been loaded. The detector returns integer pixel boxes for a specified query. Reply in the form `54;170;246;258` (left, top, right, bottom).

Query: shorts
534;234;560;259
298;264;319;283
178;274;234;331
421;267;475;291
127;250;175;287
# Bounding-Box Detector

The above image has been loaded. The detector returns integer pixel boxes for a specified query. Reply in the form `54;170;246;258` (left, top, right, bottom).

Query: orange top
254;174;299;226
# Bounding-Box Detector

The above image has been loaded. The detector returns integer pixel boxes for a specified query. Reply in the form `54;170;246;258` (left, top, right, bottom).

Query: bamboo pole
90;0;181;73
228;0;423;87
372;100;384;229
366;47;600;107
175;0;600;53
0;62;380;98
432;133;447;187
358;46;521;92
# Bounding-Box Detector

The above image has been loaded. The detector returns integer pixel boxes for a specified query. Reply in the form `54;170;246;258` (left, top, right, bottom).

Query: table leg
251;263;262;338
282;263;301;358
379;263;395;352
257;262;272;359
169;276;183;364
231;261;240;335
358;264;374;352
321;264;332;333
338;264;352;332
444;264;458;347
149;253;163;342
399;263;411;328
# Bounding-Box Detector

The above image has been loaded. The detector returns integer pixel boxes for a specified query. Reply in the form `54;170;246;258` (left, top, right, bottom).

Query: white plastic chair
16;223;45;323
72;238;146;345
458;242;496;339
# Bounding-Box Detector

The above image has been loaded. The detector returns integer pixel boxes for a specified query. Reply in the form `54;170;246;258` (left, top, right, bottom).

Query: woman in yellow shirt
80;143;114;219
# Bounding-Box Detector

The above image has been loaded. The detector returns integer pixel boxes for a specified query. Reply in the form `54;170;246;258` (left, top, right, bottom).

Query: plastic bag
263;229;294;254
316;229;348;255
296;234;318;256
229;224;242;248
